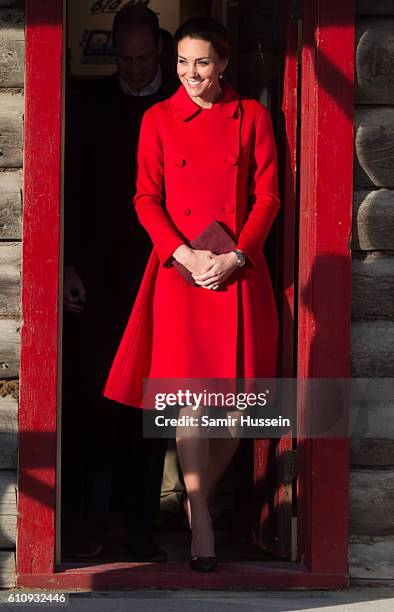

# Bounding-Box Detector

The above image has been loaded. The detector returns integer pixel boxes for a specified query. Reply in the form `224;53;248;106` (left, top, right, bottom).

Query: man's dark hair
112;3;160;46
174;17;230;60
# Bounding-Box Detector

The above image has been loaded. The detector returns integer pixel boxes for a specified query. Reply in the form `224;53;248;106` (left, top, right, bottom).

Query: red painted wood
17;562;348;590
17;0;63;576
279;0;298;378
254;1;299;561
297;0;354;574
276;1;299;559
254;438;278;553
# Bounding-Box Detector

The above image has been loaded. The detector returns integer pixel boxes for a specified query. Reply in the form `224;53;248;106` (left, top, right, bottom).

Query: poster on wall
68;0;180;77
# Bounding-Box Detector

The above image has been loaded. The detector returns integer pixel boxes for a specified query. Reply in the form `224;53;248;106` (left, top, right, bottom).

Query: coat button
225;204;235;214
225;154;239;166
175;157;186;167
183;208;191;216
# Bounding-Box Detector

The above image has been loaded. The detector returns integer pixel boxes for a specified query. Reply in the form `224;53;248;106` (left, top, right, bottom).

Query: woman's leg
176;408;242;557
176;435;215;557
178;437;241;529
206;436;241;506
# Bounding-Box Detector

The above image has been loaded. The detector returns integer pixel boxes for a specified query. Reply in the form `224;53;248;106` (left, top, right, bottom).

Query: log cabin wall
349;0;394;584
0;0;24;589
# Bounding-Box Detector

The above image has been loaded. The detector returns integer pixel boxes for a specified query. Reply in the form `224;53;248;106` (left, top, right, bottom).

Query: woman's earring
219;73;223;79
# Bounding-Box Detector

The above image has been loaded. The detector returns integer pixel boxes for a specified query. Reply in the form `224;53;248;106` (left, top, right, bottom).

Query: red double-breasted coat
103;83;281;408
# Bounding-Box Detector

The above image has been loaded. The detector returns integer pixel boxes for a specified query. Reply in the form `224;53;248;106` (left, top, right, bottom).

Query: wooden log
0;243;20;316
350;378;394;465
351;321;394;377
0;9;24;32
352;189;394;250
0;428;17;461
0;92;23;168
356;18;394;104
352;253;394;320
0;551;15;588
0;1;24;8
0;469;17;491
0;449;16;471
351;438;394;467
349;535;394;580
349;470;394;535
0;515;16;549
354;108;394;188
0;9;24;88
0;470;16;548
0;319;20;379
0;396;17;469
0;171;22;239
357;0;394;15
0;396;17;432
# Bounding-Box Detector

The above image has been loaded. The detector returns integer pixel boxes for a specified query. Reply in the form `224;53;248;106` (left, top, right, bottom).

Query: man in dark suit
62;4;178;563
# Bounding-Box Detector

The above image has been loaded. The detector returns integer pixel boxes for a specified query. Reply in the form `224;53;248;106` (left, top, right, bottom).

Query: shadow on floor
61;510;281;564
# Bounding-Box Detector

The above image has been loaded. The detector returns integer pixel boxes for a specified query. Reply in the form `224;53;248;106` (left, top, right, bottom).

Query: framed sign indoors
67;0;180;76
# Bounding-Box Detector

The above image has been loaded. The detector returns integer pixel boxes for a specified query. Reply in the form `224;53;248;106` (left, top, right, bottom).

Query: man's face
114;26;159;91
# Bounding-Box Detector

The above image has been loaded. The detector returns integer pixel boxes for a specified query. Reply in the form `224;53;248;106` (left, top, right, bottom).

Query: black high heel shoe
190;555;217;572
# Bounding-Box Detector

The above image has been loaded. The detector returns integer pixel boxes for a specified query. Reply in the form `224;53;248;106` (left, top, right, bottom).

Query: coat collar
170;81;241;121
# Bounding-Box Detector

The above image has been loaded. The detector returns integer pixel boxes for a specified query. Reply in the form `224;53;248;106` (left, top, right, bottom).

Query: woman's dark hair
174;17;230;60
112;3;160;46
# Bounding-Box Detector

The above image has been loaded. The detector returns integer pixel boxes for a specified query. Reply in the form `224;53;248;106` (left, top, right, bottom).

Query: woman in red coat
103;17;280;571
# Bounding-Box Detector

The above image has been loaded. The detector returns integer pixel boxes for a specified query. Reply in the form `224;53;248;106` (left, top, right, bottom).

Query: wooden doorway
17;0;353;589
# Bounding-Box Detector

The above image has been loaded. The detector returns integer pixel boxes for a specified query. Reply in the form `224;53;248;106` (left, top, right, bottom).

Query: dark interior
61;0;291;565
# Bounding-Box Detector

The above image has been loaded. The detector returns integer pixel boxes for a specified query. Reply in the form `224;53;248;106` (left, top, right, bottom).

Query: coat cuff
157;237;186;268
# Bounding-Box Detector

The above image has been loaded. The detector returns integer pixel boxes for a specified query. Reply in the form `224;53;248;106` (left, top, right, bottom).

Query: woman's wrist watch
233;249;246;267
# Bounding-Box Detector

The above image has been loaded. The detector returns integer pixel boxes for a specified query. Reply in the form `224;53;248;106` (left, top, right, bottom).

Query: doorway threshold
17;561;348;590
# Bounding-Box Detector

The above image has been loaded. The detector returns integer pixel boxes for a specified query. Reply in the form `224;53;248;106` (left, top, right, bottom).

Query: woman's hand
192;252;238;290
173;245;216;276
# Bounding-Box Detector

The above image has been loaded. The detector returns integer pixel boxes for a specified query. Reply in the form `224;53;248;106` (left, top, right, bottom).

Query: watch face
235;250;245;266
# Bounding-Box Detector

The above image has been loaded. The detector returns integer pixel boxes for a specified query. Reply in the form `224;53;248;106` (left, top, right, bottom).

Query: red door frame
296;0;354;576
17;0;354;589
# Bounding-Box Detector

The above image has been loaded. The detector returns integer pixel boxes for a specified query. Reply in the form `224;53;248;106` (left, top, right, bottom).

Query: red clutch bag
172;221;236;286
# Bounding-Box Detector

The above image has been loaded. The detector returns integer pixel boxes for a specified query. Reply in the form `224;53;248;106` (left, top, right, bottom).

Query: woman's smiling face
177;37;228;104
